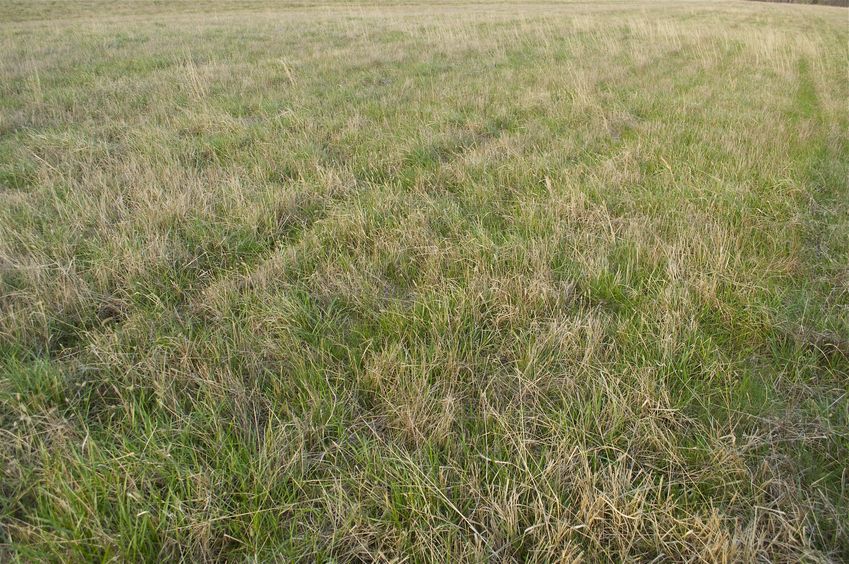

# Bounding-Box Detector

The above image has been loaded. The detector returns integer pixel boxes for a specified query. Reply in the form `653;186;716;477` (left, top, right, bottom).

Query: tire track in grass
781;57;849;361
759;54;849;557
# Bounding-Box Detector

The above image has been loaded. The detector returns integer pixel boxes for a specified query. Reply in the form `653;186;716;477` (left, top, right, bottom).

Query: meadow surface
1;0;848;560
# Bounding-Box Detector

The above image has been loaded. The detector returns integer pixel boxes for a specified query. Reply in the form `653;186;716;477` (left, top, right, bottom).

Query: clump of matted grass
1;0;847;560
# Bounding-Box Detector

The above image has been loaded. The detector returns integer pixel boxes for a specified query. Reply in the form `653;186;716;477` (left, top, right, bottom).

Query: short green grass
1;0;847;560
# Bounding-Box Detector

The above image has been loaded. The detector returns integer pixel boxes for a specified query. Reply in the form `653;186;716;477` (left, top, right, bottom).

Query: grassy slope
1;0;847;560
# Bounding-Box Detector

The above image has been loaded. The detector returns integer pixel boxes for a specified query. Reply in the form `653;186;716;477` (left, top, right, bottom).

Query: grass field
1;0;848;560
